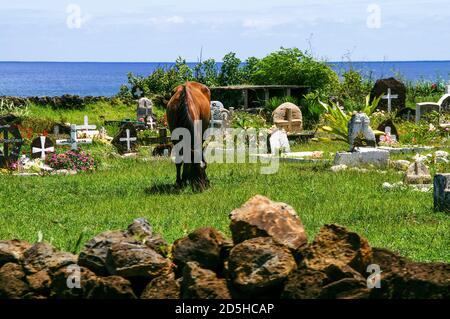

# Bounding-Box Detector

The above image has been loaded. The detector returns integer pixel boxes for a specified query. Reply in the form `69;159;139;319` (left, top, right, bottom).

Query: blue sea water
0;61;449;97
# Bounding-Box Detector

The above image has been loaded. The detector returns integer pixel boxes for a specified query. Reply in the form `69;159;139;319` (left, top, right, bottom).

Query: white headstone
270;130;291;155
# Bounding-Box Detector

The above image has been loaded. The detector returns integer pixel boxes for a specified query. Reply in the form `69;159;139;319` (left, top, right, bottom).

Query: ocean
0;61;449;97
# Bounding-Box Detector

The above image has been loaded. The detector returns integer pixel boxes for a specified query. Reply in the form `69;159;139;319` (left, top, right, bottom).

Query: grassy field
0;144;449;263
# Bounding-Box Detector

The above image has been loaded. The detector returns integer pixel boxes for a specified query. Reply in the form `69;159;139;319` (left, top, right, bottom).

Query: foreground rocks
0;196;449;299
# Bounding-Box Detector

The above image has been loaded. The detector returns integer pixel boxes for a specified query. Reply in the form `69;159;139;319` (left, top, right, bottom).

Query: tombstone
31;136;55;160
137;97;154;121
269;129;291;155
405;161;432;185
370;78;406;112
348;113;376;152
132;86;144;99
434;174;450;213
210;101;231;129
0;124;23;168
56;124;93;151
437;94;450;114
112;123;138;154
377;120;399;144
272;102;303;134
416;102;441;123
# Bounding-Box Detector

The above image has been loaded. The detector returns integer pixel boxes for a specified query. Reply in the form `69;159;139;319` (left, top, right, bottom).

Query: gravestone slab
269;130;291;155
334;148;390;168
416;102;440;123
0;124;24;168
272;102;303;133
112;123;138;154
137;98;154;123
31;136;55;160
370;78;406;112
437;94;450;113
348;113;376;152
434;174;450;213
405;161;432;185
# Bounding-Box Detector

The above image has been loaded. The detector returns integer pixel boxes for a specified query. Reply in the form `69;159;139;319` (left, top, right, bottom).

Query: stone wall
0;195;448;299
1;95;132;110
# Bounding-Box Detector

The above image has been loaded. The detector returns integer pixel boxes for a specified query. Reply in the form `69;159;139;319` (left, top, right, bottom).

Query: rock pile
1;196;449;299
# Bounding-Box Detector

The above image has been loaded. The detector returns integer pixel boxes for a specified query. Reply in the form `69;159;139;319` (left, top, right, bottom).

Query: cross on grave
382;88;399;113
120;129;137;152
77;116;96;137
56;124;92;151
0;124;24;167
134;87;143;98
31;136;55;160
147;116;156;130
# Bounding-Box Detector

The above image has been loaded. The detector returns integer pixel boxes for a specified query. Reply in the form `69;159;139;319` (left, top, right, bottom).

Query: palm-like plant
319;95;383;143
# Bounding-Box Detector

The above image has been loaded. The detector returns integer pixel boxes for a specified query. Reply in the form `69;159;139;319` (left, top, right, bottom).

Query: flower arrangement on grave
45;150;97;172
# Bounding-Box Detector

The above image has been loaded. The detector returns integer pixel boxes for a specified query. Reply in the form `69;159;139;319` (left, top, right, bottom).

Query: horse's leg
176;163;183;188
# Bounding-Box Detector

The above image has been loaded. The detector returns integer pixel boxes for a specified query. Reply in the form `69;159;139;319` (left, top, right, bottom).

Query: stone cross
147;116;156;130
135;87;143;98
120;129;137;152
382;88;399;113
32;136;55;160
56;124;92;151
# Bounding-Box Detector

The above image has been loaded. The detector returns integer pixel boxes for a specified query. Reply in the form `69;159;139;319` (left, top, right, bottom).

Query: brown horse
166;81;211;191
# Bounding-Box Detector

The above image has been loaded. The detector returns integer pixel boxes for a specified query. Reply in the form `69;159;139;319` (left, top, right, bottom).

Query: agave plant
319;95;383;143
0;99;30;117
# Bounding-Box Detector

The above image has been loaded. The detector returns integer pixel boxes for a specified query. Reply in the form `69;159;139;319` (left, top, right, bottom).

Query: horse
166;81;211;191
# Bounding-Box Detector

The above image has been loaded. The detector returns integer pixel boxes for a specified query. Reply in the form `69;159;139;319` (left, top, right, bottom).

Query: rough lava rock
0;263;30;299
141;273;181;299
106;242;171;278
182;262;231;299
229;195;308;250
227;237;296;297
370;248;450;299
23;242;77;274
172;227;232;273
303;224;372;275
0;240;32;267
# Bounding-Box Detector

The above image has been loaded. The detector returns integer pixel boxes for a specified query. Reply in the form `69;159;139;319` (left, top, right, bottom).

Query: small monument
210;101;231;129
112;123;138;155
405;161;432;185
370;78;406;112
31;136;55;160
348;112;376;152
0;124;23;168
137;97;154;121
377;119;399;144
272;102;303;134
269;129;291;155
434;174;450;213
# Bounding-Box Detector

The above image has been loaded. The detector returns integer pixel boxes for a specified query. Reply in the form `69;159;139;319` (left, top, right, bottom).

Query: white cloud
242;17;293;30
148;15;185;26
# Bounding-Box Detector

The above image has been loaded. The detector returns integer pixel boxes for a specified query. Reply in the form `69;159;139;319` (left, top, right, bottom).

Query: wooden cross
56;124;92;151
77;116;96;137
382;88;398;113
32;136;55;160
0;124;23;166
119;129;137;152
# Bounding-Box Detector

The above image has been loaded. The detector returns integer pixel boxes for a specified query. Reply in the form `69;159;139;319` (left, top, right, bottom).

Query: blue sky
1;0;449;62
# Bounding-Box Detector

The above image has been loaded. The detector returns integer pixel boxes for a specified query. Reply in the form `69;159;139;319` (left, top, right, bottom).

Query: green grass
0;148;448;262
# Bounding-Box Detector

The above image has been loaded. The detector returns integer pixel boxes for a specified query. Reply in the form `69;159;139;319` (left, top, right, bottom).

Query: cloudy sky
1;0;449;62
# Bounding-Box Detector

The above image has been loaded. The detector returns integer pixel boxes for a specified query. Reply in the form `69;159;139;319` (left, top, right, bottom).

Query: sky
1;0;449;62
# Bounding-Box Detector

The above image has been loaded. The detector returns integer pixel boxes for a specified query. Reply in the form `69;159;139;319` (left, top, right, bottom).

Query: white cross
32;136;55;160
135;87;143;98
147;117;156;130
56;124;92;151
76;115;96;132
382;88;398;113
119;129;137;152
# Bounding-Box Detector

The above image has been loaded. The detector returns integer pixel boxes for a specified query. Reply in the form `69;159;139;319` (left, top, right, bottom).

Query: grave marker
348;113;376;152
434;174;450;213
112;123;138;154
31;136;55;160
382;88;399;113
269;129;291;155
56;124;93;151
0;124;24;168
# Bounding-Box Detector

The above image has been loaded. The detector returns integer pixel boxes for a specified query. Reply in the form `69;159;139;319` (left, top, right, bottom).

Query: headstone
370;78;406;112
0;124;23;168
31;136;55;160
348;113;376;152
112;123;138;154
272;102;303;134
269;129;291;155
405;161;432;185
434;174;450;213
416;102;440;123
377;120;399;144
137;98;154;121
56;124;93;151
437;94;450;114
210;101;231;129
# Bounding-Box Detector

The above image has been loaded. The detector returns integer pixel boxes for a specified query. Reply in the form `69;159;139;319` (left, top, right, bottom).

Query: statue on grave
348;112;376;152
210;101;231;129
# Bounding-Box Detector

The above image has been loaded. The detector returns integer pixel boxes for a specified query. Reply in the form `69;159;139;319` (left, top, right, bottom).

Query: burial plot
377;119;399;144
210;101;232;129
56;124;93;151
0;124;23;168
370;78;406;112
112;123;138;155
137;98;157;130
434;174;450;213
272;102;303;134
405;161;432;185
31;136;55;160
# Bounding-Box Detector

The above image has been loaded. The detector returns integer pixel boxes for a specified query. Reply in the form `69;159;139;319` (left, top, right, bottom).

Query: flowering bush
46;151;97;172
